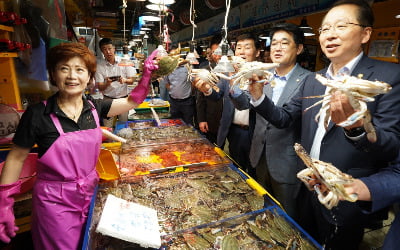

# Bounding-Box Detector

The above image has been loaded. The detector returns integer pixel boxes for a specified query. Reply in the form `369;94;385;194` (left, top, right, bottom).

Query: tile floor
359;209;394;250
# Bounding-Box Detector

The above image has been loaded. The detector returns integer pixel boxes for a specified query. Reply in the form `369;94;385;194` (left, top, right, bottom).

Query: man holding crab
227;23;311;220
244;0;400;249
194;33;261;178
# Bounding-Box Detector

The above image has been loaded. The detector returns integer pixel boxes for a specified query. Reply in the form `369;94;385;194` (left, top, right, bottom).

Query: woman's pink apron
31;103;101;250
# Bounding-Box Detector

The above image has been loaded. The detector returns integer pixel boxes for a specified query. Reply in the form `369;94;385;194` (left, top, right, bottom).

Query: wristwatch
345;127;366;137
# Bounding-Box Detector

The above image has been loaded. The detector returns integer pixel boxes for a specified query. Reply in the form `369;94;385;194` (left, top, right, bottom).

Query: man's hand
193;78;212;94
343;179;371;201
330;90;363;130
199;122;209;133
248;74;265;101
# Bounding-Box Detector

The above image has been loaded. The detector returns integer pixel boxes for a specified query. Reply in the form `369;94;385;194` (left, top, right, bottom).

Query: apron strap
87;100;100;128
43;100;65;135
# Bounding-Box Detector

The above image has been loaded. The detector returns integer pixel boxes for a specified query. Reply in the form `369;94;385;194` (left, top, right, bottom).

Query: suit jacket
231;64;311;184
361;154;400;250
208;78;237;147
196;90;223;134
253;55;400;225
196;64;223;135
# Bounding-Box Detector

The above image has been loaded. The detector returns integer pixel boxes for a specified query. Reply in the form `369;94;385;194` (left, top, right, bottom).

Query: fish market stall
83;119;322;249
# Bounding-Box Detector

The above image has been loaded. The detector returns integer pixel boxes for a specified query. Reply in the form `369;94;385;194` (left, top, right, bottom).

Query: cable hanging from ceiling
185;0;199;64
214;0;235;73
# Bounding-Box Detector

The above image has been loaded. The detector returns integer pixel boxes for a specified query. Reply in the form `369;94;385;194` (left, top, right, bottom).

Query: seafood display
295;143;357;209
115;119;184;131
304;74;392;142
129;109;170;120
163;208;320;249
87;165;267;249
117;139;230;175
116;125;203;146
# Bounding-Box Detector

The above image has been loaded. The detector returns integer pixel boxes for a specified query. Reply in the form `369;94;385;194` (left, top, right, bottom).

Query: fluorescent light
149;0;175;4
146;4;168;11
141;12;161;22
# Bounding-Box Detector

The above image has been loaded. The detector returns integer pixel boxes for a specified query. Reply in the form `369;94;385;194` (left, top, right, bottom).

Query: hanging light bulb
299;17;315;37
214;42;235;73
213;43;222;56
149;0;175;4
185;42;199;64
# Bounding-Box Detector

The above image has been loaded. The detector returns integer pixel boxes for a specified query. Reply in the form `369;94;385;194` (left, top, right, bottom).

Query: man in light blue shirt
230;23;311;219
163;46;194;125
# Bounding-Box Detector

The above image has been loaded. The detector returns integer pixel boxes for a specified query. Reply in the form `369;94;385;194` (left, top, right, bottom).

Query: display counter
83;119;322;249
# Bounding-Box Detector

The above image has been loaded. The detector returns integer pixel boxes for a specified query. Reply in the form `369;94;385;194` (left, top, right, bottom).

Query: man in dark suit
343;152;400;250
195;33;260;178
245;0;400;249
230;23;311;219
196;35;223;144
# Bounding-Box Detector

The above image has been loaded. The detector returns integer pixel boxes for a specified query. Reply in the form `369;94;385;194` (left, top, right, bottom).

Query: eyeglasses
318;21;367;35
270;40;290;50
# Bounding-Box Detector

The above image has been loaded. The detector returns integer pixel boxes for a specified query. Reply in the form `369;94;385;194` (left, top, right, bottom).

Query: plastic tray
135;98;170;110
0;153;37;194
115;119;185;132
114;125;204;147
83;164;276;249
116;138;230;176
129;108;170;121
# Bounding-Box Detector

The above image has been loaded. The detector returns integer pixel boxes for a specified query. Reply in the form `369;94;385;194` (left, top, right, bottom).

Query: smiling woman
0;42;161;249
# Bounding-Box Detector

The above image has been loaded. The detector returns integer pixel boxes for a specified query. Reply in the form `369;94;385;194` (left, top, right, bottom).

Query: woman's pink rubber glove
130;49;160;104
0;181;21;243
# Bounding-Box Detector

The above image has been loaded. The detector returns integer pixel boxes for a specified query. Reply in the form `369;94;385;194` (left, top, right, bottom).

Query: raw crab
189;67;220;92
304;74;392;142
216;61;279;90
153;55;188;78
294;143;358;209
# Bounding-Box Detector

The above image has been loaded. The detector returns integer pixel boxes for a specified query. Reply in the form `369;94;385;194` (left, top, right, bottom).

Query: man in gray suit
231;23;311;219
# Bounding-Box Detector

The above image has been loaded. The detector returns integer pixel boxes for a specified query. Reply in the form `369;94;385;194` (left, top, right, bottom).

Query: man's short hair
236;33;261;50
269;23;305;46
99;38;113;48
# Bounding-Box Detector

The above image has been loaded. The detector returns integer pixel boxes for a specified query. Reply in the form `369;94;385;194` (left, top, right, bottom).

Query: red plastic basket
0;153;37;194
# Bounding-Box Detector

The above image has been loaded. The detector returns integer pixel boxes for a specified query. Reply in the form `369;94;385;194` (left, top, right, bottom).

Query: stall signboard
241;0;325;28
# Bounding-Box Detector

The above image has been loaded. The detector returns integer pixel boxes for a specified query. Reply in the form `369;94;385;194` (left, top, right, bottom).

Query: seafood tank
162;207;322;249
115;119;185;131
116;139;230;176
84;165;275;249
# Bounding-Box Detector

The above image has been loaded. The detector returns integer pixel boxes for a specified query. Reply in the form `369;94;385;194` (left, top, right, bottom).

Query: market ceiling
64;0;244;45
65;0;390;45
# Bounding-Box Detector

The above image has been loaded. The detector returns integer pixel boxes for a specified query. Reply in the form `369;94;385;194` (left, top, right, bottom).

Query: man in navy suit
195;33;261;178
245;0;400;248
343;153;400;250
230;23;311;219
